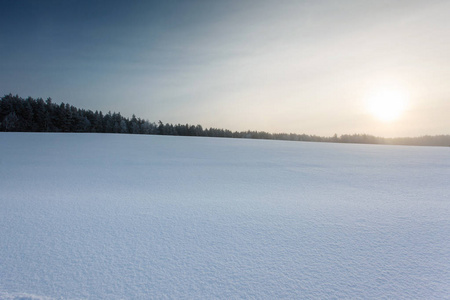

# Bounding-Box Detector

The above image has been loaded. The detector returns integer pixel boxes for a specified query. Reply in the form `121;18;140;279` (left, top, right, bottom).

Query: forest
1;94;449;147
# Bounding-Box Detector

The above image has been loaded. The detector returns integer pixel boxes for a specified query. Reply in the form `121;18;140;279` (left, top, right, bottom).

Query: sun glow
366;88;408;122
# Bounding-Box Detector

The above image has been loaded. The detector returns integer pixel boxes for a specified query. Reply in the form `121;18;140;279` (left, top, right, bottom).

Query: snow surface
1;132;449;299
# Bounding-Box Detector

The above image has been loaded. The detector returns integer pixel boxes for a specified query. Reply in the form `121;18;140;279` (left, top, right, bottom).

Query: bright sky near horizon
1;0;449;137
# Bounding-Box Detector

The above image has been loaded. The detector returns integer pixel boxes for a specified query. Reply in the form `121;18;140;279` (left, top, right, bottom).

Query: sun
366;88;408;122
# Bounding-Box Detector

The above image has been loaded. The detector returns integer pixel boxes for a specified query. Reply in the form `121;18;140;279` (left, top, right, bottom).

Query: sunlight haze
1;0;449;137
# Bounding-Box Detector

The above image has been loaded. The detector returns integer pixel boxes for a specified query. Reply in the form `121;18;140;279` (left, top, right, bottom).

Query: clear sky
1;0;449;137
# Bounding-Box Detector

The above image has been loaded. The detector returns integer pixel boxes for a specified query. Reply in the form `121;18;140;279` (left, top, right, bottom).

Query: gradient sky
1;0;449;137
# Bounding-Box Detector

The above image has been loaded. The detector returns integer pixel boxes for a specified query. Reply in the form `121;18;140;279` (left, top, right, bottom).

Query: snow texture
1;132;449;299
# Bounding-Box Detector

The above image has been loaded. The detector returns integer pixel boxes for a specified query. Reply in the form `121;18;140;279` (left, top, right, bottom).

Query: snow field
1;133;449;299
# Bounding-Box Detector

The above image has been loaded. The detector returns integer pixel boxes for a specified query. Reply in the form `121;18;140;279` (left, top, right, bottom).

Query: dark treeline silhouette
1;94;449;146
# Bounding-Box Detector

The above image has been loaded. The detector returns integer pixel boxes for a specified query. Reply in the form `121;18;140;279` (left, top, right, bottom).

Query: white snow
1;132;449;299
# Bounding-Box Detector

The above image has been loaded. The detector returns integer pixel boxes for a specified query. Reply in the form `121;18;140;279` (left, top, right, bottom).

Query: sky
1;0;449;137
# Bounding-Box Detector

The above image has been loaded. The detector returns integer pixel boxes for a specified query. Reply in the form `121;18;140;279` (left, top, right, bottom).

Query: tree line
1;94;449;146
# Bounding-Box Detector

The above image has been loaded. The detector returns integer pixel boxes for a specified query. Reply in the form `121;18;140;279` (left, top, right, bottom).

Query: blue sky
1;0;449;137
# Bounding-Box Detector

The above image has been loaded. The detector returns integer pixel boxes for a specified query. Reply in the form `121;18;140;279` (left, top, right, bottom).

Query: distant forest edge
1;94;449;147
